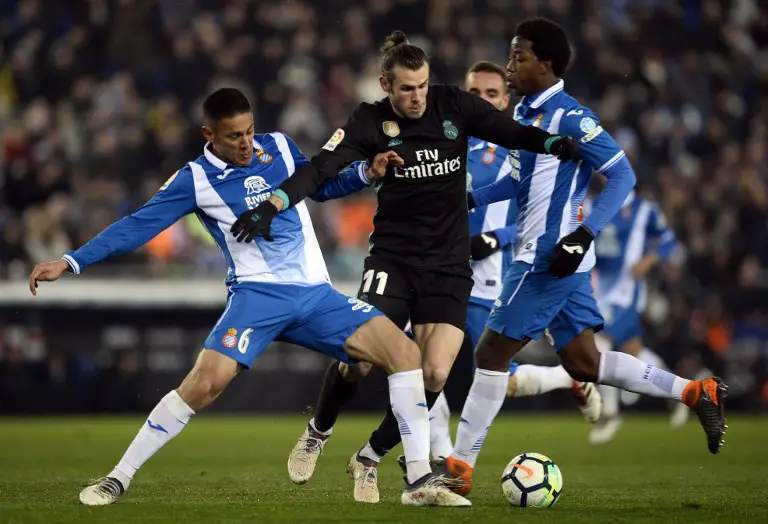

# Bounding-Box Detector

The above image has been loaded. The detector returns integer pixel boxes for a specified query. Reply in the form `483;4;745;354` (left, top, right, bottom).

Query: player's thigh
412;322;465;388
280;284;418;372
357;256;412;329
486;262;580;343
203;285;294;369
549;274;604;350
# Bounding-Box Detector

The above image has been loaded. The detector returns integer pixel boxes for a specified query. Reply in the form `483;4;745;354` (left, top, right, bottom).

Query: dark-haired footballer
29;87;471;508
232;30;581;504
441;18;728;496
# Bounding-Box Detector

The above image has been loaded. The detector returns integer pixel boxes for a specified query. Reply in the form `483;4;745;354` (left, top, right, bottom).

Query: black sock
368;388;442;457
312;361;359;433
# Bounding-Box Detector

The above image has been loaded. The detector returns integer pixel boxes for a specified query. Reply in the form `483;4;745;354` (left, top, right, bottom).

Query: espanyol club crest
482;147;496;165
382;121;400;137
255;149;273;164
222;328;238;348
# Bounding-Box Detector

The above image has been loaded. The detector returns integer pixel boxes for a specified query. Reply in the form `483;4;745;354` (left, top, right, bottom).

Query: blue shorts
204;282;383;368
487;262;604;351
601;305;642;349
467;297;519;375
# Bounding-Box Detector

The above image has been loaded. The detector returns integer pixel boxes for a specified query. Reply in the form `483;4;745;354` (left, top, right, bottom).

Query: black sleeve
458;88;552;154
276;105;376;208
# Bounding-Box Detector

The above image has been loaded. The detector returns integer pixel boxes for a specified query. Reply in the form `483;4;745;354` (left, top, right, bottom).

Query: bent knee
561;352;600;382
339;361;372;381
422;364;450;391
391;337;421;371
179;350;238;408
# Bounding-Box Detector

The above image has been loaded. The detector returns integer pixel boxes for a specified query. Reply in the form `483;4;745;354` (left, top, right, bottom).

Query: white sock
110;390;195;488
622;348;666;406
513;365;573;397
388;370;431;483
600;384;621;418
308;417;333;437
638;347;667;370
358;442;382;463
429;391;453;459
598;352;690;402
451;369;508;468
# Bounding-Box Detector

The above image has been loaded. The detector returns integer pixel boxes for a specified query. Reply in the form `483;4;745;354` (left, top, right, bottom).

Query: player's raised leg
280;286;470;507
551;278;727;455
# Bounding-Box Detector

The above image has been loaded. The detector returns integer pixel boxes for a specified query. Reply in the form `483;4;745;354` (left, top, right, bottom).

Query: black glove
545;136;580;162
549;226;594;278
467;192;476;211
230;201;279;242
470;232;500;262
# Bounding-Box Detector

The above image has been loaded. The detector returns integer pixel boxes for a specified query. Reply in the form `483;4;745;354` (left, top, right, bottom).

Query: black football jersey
310;84;551;267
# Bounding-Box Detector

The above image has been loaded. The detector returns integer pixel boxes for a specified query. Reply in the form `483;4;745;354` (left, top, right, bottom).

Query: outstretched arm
29;167;196;293
458;88;579;161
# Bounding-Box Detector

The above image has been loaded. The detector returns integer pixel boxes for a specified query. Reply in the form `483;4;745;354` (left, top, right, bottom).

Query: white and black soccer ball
501;452;563;508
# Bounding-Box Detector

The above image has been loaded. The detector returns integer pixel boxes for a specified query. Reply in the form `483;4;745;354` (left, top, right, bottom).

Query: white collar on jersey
203;139;264;171
529;79;565;109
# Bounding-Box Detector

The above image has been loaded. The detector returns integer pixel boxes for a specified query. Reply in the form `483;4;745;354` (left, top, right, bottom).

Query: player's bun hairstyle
515;18;572;78
203;87;251;124
467;61;508;91
380;30;429;83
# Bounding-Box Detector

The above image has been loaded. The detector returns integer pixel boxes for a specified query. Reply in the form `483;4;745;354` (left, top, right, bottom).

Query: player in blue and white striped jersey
589;190;690;444
427;61;601;460
28;88;470;508
444;19;727;494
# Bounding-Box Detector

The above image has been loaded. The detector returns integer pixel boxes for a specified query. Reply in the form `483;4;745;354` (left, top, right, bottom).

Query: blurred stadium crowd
1;0;768;410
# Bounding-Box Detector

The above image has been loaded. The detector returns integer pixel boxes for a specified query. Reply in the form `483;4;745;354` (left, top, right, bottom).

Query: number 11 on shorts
362;269;388;295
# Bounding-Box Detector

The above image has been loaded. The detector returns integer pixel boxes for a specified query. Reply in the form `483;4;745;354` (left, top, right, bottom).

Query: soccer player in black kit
231;30;580;503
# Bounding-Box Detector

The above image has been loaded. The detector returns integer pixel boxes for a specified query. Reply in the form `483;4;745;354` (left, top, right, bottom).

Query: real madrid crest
382;121;400;137
443;120;458;139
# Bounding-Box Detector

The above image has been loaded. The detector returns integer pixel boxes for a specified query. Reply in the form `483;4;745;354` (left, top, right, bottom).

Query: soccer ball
501;452;563;508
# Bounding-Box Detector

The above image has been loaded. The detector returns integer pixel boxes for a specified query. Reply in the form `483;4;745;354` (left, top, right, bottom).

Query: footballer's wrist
270;190;288;211
579;224;595;238
61;254;80;275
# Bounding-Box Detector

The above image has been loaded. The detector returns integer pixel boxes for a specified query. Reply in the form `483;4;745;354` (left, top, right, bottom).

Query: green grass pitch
1;414;766;523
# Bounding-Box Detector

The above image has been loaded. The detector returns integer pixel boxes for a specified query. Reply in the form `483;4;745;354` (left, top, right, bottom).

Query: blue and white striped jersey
62;133;371;287
466;136;518;301
512;80;628;273
593;192;677;311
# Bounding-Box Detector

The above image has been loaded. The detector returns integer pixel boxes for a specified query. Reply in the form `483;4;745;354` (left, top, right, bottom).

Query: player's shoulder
158;163;194;192
557;94;598;123
555;93;605;140
255;131;293;151
355;98;388;120
429;84;464;105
